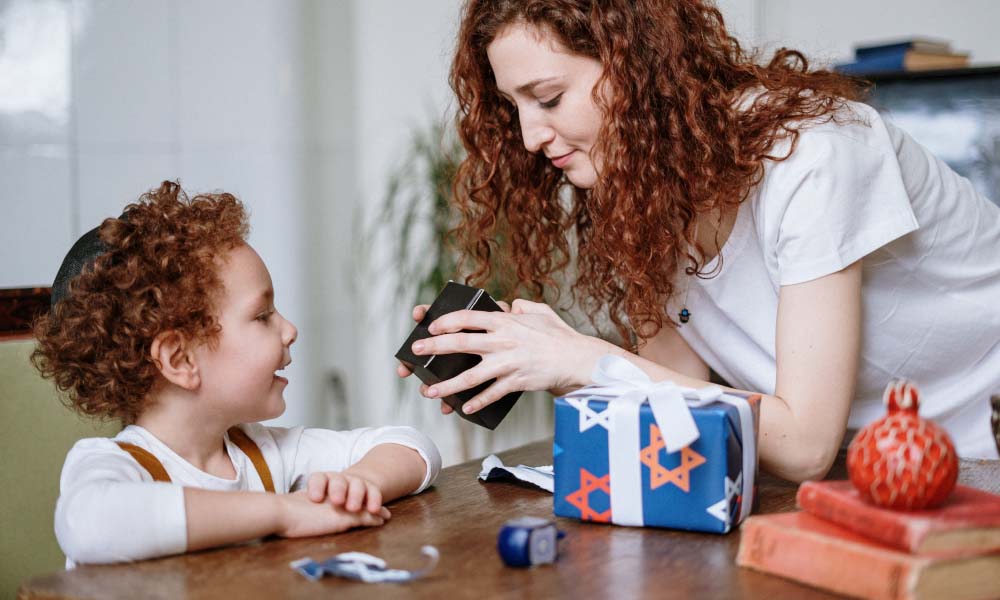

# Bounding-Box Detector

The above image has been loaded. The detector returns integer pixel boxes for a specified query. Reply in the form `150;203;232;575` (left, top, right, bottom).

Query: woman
400;0;1000;479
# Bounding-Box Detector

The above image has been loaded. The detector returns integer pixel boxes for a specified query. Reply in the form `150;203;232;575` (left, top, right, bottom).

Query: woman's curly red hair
450;0;867;345
31;181;249;424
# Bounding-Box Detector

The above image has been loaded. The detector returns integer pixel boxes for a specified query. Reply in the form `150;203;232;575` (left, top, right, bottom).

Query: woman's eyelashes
255;309;274;323
539;92;563;109
497;91;562;110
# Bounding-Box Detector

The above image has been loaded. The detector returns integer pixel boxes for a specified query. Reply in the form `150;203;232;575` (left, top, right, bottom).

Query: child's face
193;244;297;423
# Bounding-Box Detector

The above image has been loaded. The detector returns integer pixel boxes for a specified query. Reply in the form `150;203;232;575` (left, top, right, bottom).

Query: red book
796;480;1000;557
737;512;1000;600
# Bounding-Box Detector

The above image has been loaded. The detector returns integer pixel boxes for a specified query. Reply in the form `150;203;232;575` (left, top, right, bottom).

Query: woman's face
487;22;605;189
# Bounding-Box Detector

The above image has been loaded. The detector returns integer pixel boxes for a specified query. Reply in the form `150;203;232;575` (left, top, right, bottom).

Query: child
32;181;441;566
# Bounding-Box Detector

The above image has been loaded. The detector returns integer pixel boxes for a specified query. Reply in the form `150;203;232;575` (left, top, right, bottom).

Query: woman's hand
396;304;434;381
396;303;485;415
398;299;614;415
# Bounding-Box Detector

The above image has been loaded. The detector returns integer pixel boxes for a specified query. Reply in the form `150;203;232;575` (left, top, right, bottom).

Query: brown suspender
115;426;276;493
225;427;276;493
115;442;172;482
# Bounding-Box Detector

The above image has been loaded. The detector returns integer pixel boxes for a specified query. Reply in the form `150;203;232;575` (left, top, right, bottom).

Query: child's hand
306;471;384;515
275;490;390;538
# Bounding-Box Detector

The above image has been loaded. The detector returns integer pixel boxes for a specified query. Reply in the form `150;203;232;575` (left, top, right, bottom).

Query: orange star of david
565;468;612;522
639;424;706;492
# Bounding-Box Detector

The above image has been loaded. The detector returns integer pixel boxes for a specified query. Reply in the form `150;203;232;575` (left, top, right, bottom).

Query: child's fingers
345;477;367;512
358;510;386;528
440;401;454;415
366;484;383;514
397;363;414;377
307;472;328;502
379;506;391;519
326;476;348;506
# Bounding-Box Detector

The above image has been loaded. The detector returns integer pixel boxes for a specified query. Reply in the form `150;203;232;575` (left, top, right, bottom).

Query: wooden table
18;440;1000;600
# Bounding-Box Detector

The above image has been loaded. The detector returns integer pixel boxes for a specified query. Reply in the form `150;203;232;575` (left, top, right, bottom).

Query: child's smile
194;244;298;424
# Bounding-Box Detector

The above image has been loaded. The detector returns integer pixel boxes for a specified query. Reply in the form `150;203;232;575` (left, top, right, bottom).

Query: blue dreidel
497;517;565;567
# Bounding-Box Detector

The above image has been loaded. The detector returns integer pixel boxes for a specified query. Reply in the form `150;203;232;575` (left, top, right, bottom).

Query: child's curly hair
31;180;249;424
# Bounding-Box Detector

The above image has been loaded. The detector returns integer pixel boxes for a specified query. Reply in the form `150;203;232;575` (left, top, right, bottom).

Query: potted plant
357;116;554;462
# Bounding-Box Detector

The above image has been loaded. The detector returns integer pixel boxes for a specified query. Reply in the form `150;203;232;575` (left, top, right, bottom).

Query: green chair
0;339;118;599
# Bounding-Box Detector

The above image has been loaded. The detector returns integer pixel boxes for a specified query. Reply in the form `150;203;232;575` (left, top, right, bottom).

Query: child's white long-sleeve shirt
55;422;442;566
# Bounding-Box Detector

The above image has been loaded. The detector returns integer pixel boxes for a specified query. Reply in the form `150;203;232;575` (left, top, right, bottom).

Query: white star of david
706;498;729;524
725;473;742;502
565;397;611;432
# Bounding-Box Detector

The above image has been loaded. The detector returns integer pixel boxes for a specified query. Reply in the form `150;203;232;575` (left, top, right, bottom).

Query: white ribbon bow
565;354;723;452
564;355;739;527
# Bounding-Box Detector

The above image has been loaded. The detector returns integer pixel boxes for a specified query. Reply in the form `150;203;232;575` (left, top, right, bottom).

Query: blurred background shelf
858;64;1000;82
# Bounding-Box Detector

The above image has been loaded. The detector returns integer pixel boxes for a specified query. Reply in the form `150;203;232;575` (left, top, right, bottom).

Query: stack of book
737;481;1000;600
837;38;971;75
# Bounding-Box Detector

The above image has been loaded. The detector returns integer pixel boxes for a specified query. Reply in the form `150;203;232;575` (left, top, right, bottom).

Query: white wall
0;0;74;288
715;0;758;44
352;0;461;431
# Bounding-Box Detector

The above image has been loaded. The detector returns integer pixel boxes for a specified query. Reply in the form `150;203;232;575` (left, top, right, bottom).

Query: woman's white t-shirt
673;101;1000;459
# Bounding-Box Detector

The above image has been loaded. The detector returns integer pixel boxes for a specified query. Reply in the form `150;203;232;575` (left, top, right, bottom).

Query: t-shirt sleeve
55;438;187;565
270;425;442;495
759;107;919;285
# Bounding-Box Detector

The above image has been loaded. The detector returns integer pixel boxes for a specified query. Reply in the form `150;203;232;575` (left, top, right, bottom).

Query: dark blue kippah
51;212;130;308
51;226;109;309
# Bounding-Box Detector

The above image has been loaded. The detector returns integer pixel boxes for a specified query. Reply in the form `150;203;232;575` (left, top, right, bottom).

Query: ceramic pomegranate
846;380;958;510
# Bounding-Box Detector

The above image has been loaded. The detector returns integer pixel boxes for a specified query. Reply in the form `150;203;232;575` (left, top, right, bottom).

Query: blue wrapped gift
553;355;760;533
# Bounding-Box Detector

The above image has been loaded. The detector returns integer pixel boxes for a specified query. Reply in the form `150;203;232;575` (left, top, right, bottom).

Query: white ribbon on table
562;354;756;527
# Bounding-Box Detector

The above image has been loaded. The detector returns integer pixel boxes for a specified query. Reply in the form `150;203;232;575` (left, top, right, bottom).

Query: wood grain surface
17;440;1000;600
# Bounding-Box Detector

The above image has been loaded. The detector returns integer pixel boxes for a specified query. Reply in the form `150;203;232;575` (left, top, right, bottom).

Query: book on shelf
796;481;1000;558
837;50;970;75
855;38;953;59
737;512;1000;600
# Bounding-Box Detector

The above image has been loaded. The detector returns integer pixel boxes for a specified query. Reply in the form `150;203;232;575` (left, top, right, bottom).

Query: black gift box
395;282;521;429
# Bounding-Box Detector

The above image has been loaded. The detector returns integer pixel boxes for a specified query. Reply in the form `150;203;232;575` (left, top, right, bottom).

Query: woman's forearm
569;347;845;482
548;335;627;397
549;332;719;396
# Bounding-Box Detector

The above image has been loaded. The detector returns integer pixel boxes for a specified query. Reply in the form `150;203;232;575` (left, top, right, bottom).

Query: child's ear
150;330;200;390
